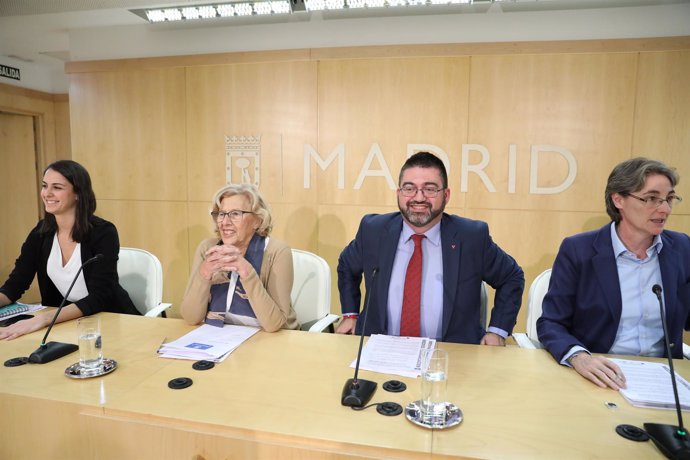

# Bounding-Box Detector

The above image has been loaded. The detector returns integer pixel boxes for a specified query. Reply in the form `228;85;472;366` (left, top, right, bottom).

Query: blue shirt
608;222;664;357
387;222;444;339
387;221;507;340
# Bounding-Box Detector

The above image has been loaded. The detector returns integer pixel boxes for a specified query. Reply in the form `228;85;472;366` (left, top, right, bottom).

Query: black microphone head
372;267;379;275
653;284;663;296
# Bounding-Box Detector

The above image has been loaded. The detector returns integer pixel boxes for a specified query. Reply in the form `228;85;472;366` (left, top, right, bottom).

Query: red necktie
400;234;425;337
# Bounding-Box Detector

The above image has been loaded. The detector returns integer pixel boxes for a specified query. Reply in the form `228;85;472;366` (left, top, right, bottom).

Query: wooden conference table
0;312;684;459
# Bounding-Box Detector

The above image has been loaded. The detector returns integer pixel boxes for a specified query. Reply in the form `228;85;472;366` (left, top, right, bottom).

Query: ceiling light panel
132;0;492;22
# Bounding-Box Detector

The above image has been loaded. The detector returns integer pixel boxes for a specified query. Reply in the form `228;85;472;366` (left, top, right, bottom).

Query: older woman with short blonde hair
180;184;299;331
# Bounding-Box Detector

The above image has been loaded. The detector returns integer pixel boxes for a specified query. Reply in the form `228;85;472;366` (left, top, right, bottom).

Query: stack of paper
158;324;260;362
350;334;436;378
611;358;690;410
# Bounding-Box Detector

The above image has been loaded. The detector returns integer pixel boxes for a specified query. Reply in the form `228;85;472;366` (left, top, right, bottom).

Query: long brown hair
40;160;97;242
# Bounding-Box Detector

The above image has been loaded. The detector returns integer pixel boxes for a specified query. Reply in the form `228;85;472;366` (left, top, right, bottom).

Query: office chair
513;269;551;349
291;249;338;332
117;247;172;317
480;281;489;331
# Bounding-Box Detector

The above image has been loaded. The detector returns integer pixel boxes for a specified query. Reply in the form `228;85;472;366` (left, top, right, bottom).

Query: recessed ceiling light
130;0;492;22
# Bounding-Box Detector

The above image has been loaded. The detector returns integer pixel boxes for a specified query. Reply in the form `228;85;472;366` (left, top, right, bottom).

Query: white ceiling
1;0;689;93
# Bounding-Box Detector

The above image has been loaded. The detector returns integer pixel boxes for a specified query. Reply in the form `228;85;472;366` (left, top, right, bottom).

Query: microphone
27;254;104;364
341;267;379;407
643;284;690;459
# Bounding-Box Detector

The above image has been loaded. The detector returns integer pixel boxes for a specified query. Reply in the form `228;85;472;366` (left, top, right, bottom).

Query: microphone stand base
28;342;79;364
644;423;690;460
341;378;377;407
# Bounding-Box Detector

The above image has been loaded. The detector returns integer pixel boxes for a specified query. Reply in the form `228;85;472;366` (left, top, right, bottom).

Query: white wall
0;55;67;93
68;4;690;61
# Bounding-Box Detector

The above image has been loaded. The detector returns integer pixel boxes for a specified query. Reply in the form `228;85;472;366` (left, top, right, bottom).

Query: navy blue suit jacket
337;213;524;344
537;224;690;361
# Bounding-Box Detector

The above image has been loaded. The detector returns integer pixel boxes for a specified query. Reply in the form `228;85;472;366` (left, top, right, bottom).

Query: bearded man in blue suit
336;152;524;345
538;157;690;390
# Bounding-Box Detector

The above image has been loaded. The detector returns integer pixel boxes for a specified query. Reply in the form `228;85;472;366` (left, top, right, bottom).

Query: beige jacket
180;237;299;332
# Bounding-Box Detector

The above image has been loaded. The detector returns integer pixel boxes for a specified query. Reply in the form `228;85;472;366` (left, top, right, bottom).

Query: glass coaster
405;400;463;429
65;358;117;379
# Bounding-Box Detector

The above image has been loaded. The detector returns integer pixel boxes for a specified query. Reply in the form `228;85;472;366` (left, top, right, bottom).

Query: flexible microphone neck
640;284;690;458
352;267;378;384
652;284;686;435
341;267;379;407
38;254;103;347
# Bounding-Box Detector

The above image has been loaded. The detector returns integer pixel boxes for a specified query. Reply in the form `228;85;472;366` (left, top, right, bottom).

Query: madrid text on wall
225;135;577;195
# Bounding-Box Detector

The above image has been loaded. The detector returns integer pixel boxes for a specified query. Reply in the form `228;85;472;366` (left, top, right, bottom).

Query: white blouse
46;234;89;303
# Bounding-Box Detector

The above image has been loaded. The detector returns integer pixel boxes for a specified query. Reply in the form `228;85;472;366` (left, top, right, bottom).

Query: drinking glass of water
421;348;448;426
78;316;103;375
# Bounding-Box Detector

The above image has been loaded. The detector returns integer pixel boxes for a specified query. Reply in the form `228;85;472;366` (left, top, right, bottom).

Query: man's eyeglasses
399;185;444;198
627;193;683;209
210;210;254;222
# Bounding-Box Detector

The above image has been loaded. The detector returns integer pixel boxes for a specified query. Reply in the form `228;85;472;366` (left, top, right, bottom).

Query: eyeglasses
627;193;683;208
210;210;254;222
399;185;445;198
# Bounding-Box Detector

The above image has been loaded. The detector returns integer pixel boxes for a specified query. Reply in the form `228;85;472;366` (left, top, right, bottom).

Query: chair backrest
291;249;331;325
480;281;488;331
117;247;165;316
526;269;551;343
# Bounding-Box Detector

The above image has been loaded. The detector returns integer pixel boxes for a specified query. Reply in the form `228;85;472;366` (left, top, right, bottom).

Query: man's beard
399;200;445;228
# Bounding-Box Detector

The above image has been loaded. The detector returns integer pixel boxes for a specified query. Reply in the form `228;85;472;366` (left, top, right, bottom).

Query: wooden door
0;111;41;302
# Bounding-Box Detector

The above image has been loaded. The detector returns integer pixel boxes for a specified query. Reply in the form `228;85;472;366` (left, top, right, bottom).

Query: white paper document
611;358;690;410
158;324;260;362
349;334;436;378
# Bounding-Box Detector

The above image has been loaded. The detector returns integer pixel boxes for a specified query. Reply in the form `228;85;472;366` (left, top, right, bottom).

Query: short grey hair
605;157;679;223
211;183;273;236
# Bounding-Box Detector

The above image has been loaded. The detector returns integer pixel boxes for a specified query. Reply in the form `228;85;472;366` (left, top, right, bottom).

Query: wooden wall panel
69;69;187;202
316;57;470;207
186;201;217;270
53;96;71;159
633;50;690;225
185;62;318;205
269;203;321;252
467;53;636;212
